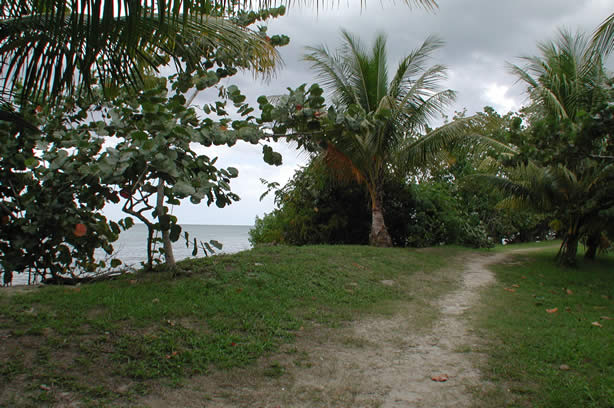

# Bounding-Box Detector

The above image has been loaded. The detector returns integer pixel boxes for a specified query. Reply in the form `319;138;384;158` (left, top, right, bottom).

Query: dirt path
142;251;511;408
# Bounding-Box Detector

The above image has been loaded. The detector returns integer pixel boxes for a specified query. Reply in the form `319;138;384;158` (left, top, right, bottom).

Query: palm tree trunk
557;232;579;266
584;231;601;260
369;186;392;247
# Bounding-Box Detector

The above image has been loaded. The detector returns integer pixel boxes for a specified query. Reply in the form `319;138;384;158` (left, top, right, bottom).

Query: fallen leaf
592;321;603;328
512;284;520;288
431;374;448;382
565;307;571;312
166;320;175;326
152;298;160;303
559;364;570;371
129;279;137;285
521;276;527;279
352;262;365;269
230;342;237;347
236;288;243;293
601;316;612;320
546;308;558;314
40;384;51;391
504;288;516;293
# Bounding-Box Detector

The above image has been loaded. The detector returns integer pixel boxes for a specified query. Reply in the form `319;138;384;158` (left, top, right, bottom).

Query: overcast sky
103;0;613;226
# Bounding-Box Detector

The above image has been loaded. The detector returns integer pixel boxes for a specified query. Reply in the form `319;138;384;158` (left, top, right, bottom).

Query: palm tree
491;30;612;265
481;160;614;265
303;30;472;246
510;29;608;123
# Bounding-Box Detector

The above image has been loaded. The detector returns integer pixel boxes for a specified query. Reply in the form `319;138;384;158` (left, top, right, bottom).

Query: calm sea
7;224;253;286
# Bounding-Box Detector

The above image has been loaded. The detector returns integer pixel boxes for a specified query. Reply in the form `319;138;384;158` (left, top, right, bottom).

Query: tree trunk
369;188;392;247
557;233;579;266
584;231;601;260
156;178;176;267
145;224;154;271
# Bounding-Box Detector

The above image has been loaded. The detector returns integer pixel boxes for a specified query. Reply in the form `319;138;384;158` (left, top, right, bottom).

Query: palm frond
372;33;389;108
303;43;358;107
401;116;473;167
0;11;278;102
340;29;374;112
590;12;614;57
509;29;607;121
396;88;456;134
389;35;445;98
474;163;557;212
322;141;366;185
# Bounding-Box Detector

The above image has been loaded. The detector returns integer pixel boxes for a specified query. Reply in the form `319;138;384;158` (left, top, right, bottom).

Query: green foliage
402;182;487;248
0;102;122;283
1;8;290;279
258;32;480;247
249;163;498;249
249;163;371;246
0;1;282;104
427;107;553;244
494;29;614;265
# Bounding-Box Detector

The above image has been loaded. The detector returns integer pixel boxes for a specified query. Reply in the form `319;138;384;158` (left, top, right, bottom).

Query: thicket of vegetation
251;28;614;265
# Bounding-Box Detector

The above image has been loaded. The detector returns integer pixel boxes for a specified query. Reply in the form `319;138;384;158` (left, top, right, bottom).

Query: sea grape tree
0;6;289;282
96;73;279;270
0;100;123;284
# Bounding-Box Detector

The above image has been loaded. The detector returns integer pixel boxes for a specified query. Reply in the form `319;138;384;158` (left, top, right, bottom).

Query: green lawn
2;243;612;407
475;246;614;407
0;245;459;407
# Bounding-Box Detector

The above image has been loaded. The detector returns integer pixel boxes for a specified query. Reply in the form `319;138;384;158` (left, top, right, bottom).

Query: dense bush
249;163;371;246
249;161;548;248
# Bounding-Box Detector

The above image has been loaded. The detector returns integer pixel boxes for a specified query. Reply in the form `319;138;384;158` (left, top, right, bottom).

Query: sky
103;0;614;226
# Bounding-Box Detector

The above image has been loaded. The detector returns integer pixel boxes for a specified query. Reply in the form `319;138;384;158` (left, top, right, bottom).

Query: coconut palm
510;29;609;123
490;29;613;265
303;30;479;246
480;160;614;265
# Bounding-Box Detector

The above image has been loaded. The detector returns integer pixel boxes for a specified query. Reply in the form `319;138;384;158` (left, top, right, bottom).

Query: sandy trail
142;251;511;408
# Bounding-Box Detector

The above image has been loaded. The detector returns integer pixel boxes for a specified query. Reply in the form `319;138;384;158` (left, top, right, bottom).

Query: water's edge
5;224;253;286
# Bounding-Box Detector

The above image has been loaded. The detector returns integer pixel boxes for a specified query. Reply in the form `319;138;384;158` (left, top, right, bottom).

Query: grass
474;246;614;407
0;244;460;407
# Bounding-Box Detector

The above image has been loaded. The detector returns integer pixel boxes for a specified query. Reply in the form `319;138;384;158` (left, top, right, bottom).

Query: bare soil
139;251;510;408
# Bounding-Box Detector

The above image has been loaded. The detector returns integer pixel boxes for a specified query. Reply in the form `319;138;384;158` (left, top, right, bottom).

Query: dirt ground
138;251;511;408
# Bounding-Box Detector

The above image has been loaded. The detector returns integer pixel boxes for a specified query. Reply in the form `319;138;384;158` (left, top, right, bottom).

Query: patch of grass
474;248;614;407
485;239;563;253
0;245;460;407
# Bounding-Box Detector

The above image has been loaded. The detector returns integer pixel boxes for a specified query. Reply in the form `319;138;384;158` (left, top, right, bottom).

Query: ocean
7;224;253;286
